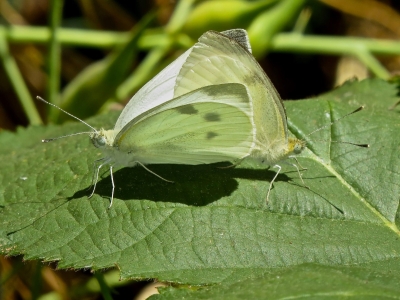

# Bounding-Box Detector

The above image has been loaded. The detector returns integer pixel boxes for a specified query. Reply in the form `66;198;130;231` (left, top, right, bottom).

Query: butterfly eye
293;142;304;154
91;135;106;148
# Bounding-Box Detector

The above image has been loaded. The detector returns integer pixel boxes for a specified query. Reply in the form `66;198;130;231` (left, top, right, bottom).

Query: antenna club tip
352;106;365;113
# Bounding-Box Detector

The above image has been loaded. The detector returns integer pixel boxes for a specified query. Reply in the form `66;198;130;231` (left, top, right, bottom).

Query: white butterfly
41;40;256;207
183;29;369;203
168;29;306;200
42;28;363;207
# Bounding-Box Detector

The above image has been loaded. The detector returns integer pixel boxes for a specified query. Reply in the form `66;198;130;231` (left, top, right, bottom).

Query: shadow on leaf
70;163;291;206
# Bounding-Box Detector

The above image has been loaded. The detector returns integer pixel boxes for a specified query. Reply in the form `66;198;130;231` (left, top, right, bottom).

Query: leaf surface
0;79;399;297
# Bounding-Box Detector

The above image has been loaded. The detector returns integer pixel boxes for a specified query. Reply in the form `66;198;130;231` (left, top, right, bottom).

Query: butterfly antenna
36;96;98;132
42;132;94;143
307;106;364;136
306;106;369;148
329;140;369;148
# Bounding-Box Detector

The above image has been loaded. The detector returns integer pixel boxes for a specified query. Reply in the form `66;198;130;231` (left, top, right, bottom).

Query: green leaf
0;79;399;297
152;264;400;299
316;77;399;111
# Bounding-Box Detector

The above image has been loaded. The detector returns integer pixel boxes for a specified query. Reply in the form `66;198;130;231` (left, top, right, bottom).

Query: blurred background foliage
0;0;400;299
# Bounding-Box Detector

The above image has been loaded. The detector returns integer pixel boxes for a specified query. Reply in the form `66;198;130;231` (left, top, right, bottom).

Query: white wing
173;30;288;152
114;48;193;132
114;84;254;165
114;29;252;134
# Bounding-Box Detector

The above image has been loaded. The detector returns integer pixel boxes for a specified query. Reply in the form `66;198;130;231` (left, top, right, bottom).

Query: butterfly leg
292;156;307;171
287;161;309;190
88;158;106;191
266;164;282;203
135;161;174;183
109;165;115;208
89;161;105;199
287;161;342;214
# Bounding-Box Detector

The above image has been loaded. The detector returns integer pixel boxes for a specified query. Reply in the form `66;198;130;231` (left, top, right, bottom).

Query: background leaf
1;79;399;297
153;264;400;299
57;13;154;122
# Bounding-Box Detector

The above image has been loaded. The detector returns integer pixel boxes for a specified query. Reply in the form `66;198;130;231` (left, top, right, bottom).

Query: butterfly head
90;129;115;148
288;138;306;155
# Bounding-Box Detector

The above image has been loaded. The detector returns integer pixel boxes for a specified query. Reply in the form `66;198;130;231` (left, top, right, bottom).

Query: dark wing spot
177;105;198;115
204;112;220;122
207;132;218;139
242;72;261;87
203;83;246;97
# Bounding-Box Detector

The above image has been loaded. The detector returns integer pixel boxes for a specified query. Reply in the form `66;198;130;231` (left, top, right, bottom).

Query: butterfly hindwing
115;84;254;165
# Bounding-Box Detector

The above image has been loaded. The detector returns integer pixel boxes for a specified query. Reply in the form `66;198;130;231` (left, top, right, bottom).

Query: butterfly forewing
174;30;288;150
113;49;192;132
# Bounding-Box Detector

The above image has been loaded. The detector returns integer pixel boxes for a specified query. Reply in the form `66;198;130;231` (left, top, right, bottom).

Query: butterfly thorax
90;129;141;168
250;137;306;165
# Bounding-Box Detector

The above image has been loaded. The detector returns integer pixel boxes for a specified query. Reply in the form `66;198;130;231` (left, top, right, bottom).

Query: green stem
3;25;397;80
351;47;390;79
5;25;167;49
248;0;307;57
69;270;124;298
271;33;391;78
293;7;312;34
271;33;400;55
94;272;113;300
99;45;171;113
0;27;42;125
31;261;43;300
47;0;64;121
166;0;196;34
115;45;171;102
4;25;400;56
